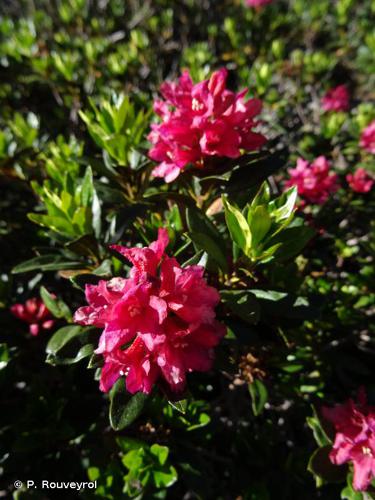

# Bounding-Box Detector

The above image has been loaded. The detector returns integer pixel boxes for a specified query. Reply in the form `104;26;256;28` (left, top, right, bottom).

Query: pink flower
245;0;273;6
148;68;266;182
322;389;375;491
360;120;375;154
285;156;339;204
74;228;225;395
11;297;55;336
346;168;374;193
321;85;350;112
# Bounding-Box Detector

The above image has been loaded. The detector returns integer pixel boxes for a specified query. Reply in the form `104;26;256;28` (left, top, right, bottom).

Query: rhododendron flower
321;85;349;112
360;120;375;154
285;156;339;204
322;389;375;491
346;168;374;193
74;229;225;395
245;0;273;7
148;68;266;182
11;298;55;336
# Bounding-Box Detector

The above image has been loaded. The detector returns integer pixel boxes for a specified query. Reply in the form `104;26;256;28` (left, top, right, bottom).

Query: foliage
0;0;374;499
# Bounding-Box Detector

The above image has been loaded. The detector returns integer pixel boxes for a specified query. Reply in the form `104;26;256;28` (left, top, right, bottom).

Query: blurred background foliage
0;0;374;499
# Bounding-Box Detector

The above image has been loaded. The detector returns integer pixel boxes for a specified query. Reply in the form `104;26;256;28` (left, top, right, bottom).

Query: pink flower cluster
347;168;374;193
74;229;225;395
11;298;55;336
322;390;375;491
360;120;375;154
245;0;273;7
148;68;266;182
321;85;350;112
285;156;339;204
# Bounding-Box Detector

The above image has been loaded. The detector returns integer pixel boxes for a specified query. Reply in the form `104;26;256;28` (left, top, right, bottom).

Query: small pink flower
360;120;375;154
148;68;266;182
346;168;374;193
285;156;339;205
74;229;225;395
322;389;375;492
321;85;350;112
245;0;273;6
11;297;55;336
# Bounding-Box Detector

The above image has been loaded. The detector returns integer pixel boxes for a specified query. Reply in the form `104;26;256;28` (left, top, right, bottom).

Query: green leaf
0;343;10;370
168;399;188;414
255;243;282;263
45;325;81;354
122;448;144;471
221;290;261;325
150;444;169;466
28;213;74;236
307;416;331;448
80;166;94;206
152;466;178;489
87;352;104;369
187;412;211;431
248;379;268;416
46;325;97;365
307;405;334;447
250;182;271;208
109;379;148;431
227;149;288;194
268;186;297;223
186;206;222;243
40;286;71;320
46;343;95;366
182;250;206;267
265;225;315;262
248;205;272;247
12;255;82;274
188;232;228;272
91;189;101;238
186;206;227;271
341;475;366;500
308;446;347;486
250;289;322;321
222;196;251;255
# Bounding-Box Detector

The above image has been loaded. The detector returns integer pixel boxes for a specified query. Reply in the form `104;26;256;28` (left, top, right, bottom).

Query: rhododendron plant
285;156;339;205
346;168;374;193
5;1;375;497
360;120;375;154
148;68;266;182
74;229;225;395
321;85;349;112
11;298;55;336
322;390;375;492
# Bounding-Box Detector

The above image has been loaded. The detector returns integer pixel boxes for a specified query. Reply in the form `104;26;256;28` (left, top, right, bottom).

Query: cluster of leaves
0;1;374;499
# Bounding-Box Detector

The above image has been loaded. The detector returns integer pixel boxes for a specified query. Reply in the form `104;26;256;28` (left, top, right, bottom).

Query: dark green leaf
46;325;98;365
227;150;288;194
221;290;261;325
308;446;347;485
265;225;315;262
40;286;71;320
250;289;322;320
109;379;148;431
188;232;228;272
12;255;82;274
46;343;94;366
